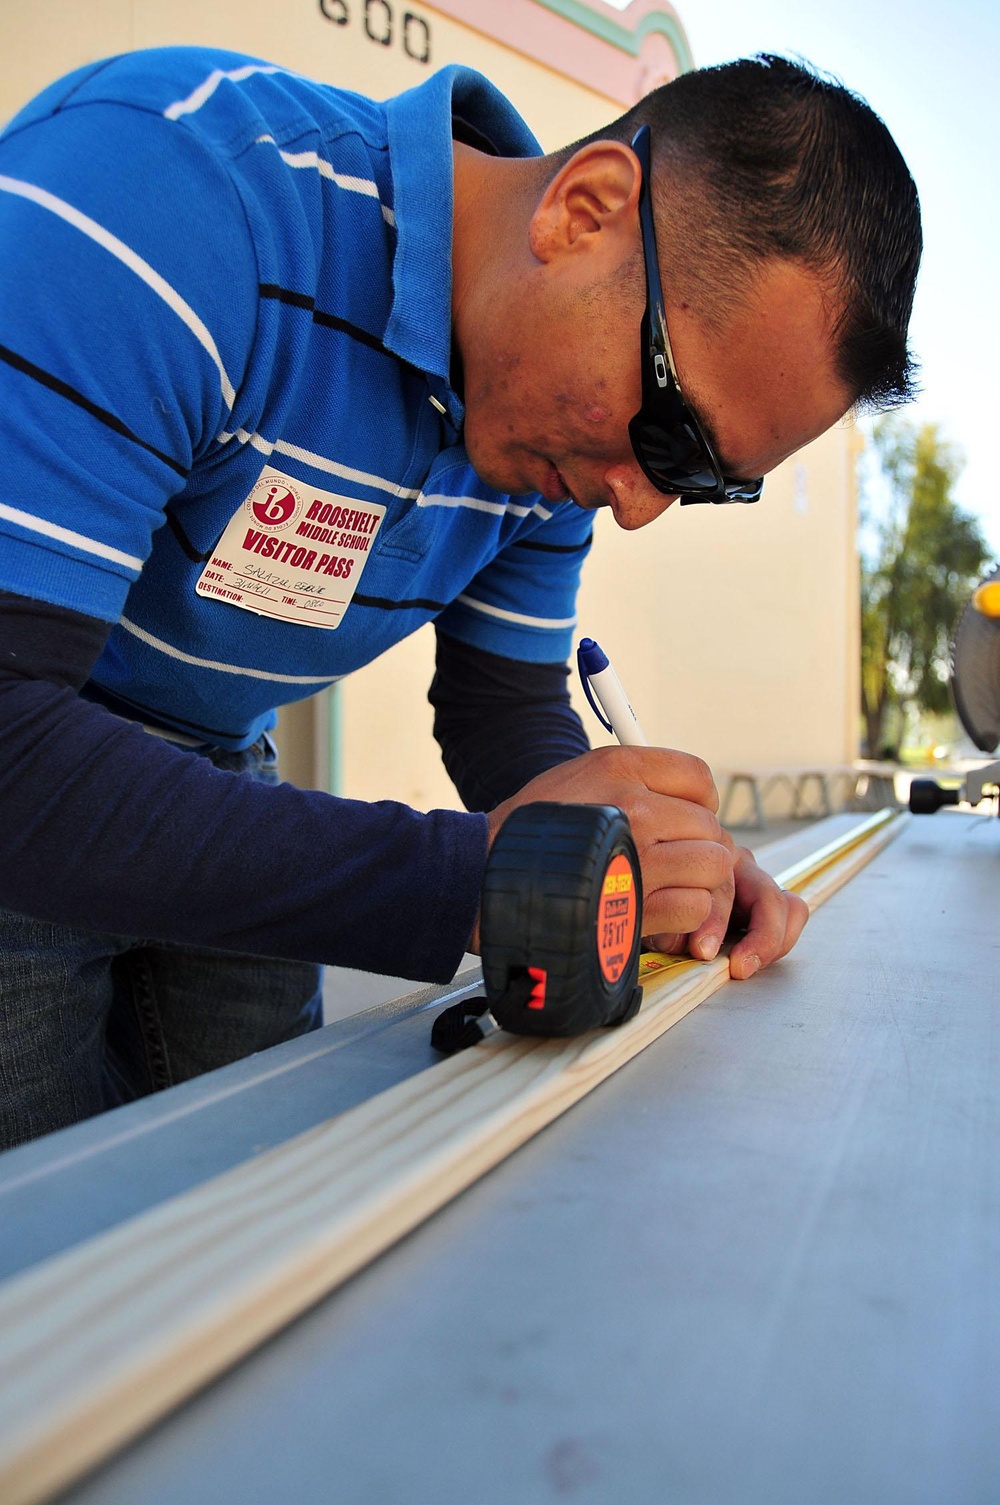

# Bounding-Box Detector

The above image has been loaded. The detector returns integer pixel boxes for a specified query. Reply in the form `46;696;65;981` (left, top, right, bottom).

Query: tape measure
431;803;644;1054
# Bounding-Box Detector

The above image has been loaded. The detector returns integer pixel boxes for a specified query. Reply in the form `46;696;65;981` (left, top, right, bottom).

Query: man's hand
647;835;809;980
471;746;808;978
470;745;731;952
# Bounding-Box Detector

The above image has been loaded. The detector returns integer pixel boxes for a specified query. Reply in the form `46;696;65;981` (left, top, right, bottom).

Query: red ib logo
248;476;301;530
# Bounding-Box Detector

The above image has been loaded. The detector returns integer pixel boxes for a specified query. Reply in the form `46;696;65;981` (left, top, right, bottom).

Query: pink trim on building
428;0;690;106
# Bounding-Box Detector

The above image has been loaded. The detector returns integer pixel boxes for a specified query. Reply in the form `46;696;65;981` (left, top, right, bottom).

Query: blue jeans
0;734;323;1151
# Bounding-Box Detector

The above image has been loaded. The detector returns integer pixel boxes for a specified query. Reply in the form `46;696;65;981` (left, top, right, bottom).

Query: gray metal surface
0;968;484;1279
8;812;1000;1504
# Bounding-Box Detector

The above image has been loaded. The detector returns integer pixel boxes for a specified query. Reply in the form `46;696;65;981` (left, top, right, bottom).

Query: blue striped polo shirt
0;48;593;748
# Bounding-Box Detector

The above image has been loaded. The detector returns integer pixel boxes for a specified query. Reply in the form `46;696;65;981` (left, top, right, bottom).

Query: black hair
556;55;922;411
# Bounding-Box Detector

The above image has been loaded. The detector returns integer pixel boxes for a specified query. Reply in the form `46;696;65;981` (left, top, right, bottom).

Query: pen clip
576;643;613;734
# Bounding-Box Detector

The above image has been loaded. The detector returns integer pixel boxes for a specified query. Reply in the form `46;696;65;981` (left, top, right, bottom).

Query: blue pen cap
577;637;609;676
577;637;613;732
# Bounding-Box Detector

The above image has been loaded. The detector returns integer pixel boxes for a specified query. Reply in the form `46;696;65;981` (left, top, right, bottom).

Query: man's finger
611;745;720;813
686;874;737;962
643;931;688;955
640;887;714;938
628;795;724;852
728;887;809;978
640;837;732;905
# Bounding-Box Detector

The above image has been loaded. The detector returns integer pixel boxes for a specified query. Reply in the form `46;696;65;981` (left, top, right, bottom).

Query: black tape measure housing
432;803;644;1053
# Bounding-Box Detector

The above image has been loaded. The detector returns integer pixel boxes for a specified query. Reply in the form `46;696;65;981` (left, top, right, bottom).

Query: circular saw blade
951;565;1000;753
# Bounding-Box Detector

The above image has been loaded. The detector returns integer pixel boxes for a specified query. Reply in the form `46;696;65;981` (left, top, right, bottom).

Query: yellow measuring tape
637;808;901;983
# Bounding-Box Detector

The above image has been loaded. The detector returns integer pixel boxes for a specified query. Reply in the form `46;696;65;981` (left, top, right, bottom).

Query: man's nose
603;463;678;530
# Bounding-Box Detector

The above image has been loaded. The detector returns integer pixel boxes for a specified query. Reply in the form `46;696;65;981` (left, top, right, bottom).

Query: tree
860;418;993;758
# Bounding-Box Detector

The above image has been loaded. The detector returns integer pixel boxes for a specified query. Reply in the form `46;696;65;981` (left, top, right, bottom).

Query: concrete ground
321;814;831;1025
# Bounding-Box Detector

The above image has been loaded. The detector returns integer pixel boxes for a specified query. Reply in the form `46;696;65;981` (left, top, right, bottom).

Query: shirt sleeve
0;97;257;619
0;590;487;980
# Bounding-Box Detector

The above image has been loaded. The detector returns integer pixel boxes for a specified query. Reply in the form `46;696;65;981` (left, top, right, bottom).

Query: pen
577;637;648;746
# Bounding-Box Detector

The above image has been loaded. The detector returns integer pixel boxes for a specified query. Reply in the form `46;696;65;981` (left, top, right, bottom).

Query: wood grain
0;810;906;1505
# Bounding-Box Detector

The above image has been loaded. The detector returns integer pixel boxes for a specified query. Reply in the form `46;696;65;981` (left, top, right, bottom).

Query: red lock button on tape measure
431;803;644;1054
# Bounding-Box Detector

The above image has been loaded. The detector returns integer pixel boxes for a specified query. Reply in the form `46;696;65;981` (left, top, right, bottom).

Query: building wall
334;422;861;812
0;0;862;804
0;0;687;147
574;423;863;770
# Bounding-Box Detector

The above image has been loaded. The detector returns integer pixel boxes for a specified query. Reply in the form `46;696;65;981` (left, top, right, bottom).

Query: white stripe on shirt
164;64;283;121
417;491;554;521
118;617;333;683
255;137;396;225
213;442;550;519
0;500;143;570
217;428;420;500
455;594;575;630
0;174;237;410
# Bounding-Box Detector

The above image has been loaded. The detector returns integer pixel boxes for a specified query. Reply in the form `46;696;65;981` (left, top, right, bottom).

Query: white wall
338;422;861;810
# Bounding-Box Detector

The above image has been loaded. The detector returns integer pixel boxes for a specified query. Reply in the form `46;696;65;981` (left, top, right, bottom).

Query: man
0;49;921;1147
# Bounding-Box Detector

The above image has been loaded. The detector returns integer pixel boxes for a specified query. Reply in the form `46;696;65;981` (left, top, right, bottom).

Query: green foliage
860;418;992;757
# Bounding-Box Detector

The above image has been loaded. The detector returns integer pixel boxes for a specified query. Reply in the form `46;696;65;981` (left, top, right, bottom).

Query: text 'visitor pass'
196;469;386;629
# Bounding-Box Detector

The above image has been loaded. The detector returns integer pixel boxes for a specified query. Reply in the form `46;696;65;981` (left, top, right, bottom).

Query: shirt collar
383;66;541;388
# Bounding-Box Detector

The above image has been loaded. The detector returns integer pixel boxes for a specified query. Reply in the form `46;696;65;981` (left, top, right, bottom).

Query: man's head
450;54;921;528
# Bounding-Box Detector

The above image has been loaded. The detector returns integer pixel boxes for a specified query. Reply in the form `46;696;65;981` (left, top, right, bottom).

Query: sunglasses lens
632;416;719;490
629;411;764;503
723;477;764;503
629;412;724;494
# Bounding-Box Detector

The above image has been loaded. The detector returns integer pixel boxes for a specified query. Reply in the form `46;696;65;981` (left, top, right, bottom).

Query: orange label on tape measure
597;853;638;984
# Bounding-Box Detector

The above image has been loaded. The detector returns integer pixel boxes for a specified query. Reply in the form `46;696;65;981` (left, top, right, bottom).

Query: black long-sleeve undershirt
429;630;590;810
0;592;484;980
0;593;588;980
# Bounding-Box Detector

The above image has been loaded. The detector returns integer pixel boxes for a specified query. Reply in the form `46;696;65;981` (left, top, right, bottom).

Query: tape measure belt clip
431;803;644;1055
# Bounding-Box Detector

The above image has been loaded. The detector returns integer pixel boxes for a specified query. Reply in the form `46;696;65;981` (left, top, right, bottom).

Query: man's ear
528;141;641;264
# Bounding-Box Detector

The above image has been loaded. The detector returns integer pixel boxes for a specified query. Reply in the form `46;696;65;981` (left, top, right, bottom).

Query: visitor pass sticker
196;470;385;629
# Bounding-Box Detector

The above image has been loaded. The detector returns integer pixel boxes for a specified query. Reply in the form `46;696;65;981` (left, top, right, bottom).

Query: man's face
460;252;852;531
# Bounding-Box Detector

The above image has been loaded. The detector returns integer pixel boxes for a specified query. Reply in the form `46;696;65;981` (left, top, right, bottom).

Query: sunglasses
628;125;763;506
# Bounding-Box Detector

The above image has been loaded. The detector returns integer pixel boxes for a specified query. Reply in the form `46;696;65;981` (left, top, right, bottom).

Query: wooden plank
0;810;906;1505
777;806;906;907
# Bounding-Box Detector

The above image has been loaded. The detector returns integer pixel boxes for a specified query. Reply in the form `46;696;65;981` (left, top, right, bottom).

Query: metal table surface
2;811;998;1504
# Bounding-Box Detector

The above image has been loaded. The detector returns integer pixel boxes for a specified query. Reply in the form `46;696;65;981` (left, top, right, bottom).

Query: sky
608;0;1000;556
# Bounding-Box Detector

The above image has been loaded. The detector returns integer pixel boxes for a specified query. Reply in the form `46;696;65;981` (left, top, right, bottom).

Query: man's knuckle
694;756;719;804
692;892;714;927
690;753;711;783
705;812;725;843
